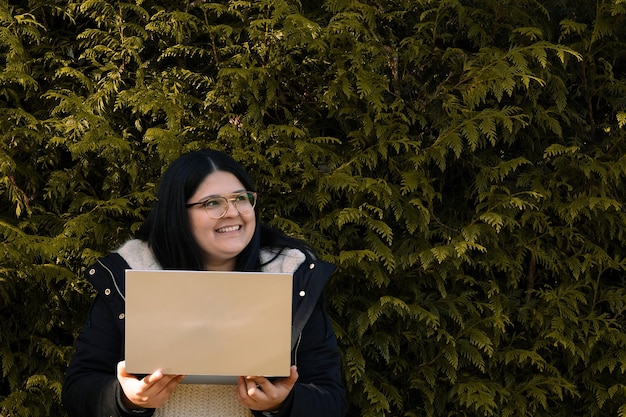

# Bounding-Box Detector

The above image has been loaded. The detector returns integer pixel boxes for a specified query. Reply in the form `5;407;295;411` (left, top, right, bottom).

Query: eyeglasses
185;191;258;219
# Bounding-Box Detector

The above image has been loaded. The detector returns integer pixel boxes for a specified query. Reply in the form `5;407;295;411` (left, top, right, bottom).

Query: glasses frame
185;191;258;219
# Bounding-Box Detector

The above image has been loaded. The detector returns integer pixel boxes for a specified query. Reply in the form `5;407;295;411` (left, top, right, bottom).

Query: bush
1;0;625;416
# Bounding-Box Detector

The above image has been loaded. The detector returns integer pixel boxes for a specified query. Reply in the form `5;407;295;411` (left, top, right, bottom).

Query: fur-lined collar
115;239;305;274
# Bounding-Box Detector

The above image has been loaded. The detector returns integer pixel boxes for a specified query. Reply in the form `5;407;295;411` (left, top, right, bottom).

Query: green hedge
2;0;626;416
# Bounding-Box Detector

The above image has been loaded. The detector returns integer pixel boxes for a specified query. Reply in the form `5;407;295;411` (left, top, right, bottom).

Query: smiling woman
61;149;347;417
186;171;257;271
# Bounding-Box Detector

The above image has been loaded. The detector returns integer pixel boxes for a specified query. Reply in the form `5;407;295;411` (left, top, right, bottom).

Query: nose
222;198;240;217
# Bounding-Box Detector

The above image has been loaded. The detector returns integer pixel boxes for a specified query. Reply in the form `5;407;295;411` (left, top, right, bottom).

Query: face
186;170;256;271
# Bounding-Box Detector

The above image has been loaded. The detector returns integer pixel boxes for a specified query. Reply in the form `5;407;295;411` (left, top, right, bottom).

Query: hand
236;366;298;412
117;360;185;410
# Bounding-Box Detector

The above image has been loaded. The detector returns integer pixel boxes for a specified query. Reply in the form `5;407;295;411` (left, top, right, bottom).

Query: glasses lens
203;197;228;219
234;192;256;214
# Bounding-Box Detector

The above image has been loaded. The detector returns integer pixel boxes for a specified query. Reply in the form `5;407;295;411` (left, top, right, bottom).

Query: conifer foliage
1;0;626;416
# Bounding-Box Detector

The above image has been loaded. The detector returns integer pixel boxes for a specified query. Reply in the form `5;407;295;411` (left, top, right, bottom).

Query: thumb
117;360;130;377
287;366;298;386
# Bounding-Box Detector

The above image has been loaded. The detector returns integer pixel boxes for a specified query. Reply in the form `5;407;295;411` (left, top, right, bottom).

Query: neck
205;259;236;271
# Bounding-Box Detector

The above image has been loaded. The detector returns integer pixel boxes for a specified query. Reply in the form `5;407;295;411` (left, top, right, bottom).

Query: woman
62;149;347;417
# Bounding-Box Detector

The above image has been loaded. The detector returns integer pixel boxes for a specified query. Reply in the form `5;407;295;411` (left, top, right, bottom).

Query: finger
142;369;164;386
244;376;263;397
247;376;270;394
163;374;185;389
156;374;185;397
144;373;185;397
258;366;298;392
236;377;260;405
236;377;247;401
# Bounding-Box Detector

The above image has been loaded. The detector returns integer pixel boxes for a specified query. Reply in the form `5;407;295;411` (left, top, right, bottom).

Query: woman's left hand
236;365;298;412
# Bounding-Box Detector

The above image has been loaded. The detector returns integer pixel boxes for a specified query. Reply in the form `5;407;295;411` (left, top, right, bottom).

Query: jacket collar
115;239;307;273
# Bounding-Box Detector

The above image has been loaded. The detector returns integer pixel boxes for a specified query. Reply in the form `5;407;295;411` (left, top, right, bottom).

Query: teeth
217;225;240;233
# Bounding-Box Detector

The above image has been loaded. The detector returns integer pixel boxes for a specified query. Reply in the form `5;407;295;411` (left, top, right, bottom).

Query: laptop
124;269;293;384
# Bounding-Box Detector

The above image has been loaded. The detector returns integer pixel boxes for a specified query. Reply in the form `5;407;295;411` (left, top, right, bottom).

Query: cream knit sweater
117;240;305;417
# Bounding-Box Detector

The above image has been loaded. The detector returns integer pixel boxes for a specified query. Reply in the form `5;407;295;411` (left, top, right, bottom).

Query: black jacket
62;251;347;417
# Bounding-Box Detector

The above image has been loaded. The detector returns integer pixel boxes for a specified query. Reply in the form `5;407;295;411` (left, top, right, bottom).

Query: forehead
191;171;245;199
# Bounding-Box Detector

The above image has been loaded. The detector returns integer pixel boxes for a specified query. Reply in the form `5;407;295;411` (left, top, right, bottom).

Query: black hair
136;149;314;271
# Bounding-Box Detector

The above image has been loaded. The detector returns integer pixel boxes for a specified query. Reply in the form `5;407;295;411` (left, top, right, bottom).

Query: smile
216;225;241;233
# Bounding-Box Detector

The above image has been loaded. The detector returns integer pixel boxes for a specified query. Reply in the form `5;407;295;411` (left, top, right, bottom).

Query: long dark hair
136;149;313;271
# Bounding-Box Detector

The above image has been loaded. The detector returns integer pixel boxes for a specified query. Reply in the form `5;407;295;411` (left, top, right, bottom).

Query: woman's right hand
117;360;185;410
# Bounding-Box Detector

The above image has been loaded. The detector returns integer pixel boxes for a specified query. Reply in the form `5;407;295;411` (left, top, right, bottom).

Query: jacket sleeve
253;296;347;417
62;293;154;417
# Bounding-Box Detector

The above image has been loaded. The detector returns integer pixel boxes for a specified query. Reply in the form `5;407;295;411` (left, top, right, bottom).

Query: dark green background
1;0;625;416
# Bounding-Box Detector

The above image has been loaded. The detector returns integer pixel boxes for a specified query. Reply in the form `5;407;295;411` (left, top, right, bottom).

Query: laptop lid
124;269;293;384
